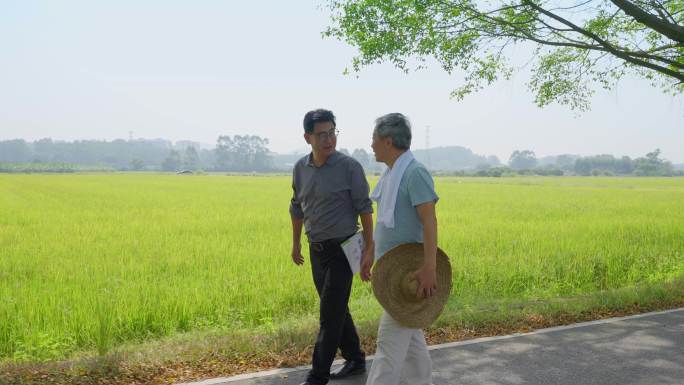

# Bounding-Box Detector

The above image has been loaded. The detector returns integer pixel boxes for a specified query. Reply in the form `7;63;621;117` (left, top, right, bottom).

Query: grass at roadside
3;279;683;385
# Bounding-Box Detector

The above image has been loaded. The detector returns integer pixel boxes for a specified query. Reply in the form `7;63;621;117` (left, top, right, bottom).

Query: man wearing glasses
290;109;375;385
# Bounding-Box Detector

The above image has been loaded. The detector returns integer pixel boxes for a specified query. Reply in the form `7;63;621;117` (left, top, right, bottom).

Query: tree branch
523;0;684;81
610;0;684;43
470;5;682;69
622;49;684;68
650;0;678;24
547;0;595;12
647;43;683;52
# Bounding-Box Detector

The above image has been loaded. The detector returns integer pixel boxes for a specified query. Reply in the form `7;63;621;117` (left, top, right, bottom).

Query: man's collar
306;151;341;167
387;149;411;170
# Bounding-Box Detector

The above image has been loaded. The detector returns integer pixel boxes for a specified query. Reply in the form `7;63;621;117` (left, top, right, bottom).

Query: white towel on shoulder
371;150;414;229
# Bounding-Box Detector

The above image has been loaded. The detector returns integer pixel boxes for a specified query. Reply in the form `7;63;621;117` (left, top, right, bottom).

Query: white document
341;232;365;275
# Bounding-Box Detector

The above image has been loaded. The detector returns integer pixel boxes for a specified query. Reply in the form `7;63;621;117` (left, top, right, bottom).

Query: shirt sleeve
349;160;373;215
408;166;439;207
289;170;304;219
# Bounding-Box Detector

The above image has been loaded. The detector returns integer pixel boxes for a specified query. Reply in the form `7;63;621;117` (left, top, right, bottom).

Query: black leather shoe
329;360;366;379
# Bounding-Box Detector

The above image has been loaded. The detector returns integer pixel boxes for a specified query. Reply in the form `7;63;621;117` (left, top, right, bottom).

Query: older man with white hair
360;112;439;385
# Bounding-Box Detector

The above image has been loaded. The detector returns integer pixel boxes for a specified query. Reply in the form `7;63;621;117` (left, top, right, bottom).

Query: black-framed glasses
314;128;339;141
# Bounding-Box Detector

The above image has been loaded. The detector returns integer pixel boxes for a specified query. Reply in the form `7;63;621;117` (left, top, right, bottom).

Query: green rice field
1;174;683;362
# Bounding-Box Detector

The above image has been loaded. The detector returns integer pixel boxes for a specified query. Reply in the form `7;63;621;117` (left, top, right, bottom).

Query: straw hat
371;243;452;329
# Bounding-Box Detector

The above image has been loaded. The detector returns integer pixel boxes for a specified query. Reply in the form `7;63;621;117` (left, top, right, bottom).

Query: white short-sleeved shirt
374;160;439;260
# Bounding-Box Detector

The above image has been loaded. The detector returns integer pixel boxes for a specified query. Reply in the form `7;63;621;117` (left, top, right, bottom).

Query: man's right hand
291;243;304;265
360;244;374;282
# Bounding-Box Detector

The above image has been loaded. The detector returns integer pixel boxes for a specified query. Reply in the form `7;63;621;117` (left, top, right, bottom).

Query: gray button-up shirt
290;151;373;242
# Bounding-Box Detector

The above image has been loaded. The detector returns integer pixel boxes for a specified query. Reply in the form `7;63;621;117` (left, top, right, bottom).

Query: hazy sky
2;1;683;163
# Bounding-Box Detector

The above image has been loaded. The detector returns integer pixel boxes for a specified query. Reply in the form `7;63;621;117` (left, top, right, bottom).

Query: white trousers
366;311;433;385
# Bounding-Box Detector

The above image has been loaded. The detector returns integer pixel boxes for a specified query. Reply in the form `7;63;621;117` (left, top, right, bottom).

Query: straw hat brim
372;243;452;329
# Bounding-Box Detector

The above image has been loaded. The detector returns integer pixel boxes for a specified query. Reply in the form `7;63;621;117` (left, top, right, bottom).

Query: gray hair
374;113;412;150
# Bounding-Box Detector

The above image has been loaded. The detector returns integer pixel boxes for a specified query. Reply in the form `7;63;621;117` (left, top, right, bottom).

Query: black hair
303;109;336;133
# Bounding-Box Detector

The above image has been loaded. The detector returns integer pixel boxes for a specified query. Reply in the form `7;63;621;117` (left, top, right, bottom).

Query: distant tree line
0;136;277;173
0;137;389;174
213;135;272;172
338;148;380;174
574;150;677;176
409;146;500;171
0;138;175;171
0;138;681;176
458;149;681;177
0;162;115;173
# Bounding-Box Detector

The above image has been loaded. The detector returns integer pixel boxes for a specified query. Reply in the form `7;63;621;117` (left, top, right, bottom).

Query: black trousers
306;237;365;385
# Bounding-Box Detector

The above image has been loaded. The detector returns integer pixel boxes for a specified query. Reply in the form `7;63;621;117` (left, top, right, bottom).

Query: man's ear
385;136;393;148
304;132;311;145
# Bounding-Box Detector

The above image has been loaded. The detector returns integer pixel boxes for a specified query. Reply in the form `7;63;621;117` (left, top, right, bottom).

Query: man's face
305;121;337;157
371;129;389;162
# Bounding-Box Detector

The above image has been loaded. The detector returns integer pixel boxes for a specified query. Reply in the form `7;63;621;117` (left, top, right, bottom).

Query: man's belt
310;233;355;252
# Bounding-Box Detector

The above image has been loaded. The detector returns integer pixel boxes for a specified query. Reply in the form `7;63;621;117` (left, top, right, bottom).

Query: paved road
179;308;684;385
